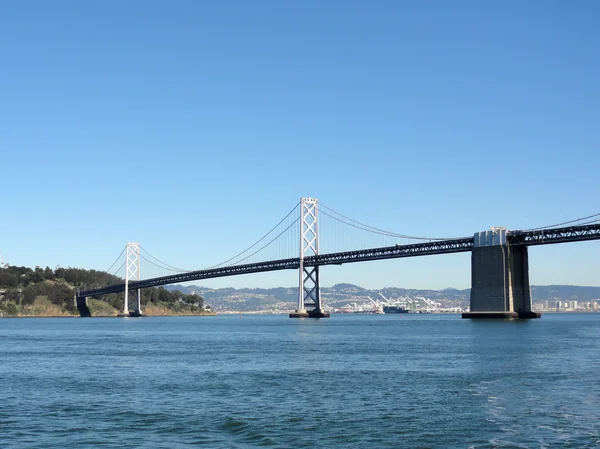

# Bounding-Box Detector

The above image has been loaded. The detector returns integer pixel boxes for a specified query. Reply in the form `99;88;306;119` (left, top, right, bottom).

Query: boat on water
383;305;409;314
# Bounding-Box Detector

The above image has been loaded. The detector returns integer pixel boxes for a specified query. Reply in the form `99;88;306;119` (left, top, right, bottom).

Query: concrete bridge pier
118;288;145;317
75;295;92;317
463;227;541;319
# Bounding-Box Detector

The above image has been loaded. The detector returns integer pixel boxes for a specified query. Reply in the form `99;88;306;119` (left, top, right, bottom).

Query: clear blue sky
1;0;599;290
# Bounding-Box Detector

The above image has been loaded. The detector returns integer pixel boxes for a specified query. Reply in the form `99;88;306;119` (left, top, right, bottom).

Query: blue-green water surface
1;313;599;448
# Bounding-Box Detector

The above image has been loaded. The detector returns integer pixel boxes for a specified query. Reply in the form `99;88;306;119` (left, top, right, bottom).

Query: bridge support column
463;228;540;319
75;294;91;317
290;197;330;318
119;242;145;317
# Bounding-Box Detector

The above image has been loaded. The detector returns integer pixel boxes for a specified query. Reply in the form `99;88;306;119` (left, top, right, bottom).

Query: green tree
47;283;74;307
3;288;20;303
158;287;171;303
30;270;43;283
0;271;18;287
1;301;19;316
22;284;40;305
44;266;54;280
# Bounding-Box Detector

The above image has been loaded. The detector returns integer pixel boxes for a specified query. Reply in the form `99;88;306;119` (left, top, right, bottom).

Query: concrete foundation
464;240;540;320
509;245;532;315
76;296;92;317
517;311;542;319
118;311;146;317
289;309;330;318
469;245;511;313
462;311;519;319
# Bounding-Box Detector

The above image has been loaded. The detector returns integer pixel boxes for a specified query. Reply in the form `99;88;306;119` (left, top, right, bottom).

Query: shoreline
0;313;217;318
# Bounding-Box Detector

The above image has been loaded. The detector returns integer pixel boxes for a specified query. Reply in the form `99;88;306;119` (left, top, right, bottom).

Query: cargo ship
383;305;409;314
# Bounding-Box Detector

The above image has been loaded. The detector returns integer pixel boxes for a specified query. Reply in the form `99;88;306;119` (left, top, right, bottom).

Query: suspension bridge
76;197;600;319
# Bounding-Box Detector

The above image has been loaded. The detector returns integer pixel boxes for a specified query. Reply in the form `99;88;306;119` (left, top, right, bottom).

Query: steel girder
297;197;322;313
78;223;600;300
303;237;475;267
508;223;600;246
124;242;141;314
78;257;300;298
77;239;474;299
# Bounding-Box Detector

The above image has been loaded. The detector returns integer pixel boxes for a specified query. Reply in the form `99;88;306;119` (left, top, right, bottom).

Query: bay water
1;313;599;448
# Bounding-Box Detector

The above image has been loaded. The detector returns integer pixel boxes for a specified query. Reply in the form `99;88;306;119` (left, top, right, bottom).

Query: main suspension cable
207;201;299;268
139;253;185;273
132;201;301;274
222;219;298;267
140;246;190;272
319;203;452;241
111;261;126;277
524;212;600;231
106;246;126;273
319;209;401;238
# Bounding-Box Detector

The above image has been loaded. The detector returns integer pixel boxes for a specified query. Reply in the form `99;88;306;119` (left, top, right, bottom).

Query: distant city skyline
1;1;599;288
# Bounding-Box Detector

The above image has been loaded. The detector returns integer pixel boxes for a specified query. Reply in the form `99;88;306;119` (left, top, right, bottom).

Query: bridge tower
290;197;330;318
463;228;540;319
120;242;144;317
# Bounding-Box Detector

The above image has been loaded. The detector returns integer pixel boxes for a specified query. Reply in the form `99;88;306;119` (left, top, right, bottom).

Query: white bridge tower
122;242;144;317
290;197;329;318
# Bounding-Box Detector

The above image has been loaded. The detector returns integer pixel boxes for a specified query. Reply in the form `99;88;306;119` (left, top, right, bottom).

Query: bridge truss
508;223;600;246
77;214;600;308
78;237;475;298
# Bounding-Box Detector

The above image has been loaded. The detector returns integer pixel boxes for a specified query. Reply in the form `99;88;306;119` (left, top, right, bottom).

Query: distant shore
0;312;217;318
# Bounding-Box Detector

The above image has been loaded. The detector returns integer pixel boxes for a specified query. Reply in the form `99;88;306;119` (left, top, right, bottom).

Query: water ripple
1;314;599;448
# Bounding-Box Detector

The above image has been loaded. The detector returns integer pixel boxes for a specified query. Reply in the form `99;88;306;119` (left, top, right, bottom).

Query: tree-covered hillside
0;266;209;317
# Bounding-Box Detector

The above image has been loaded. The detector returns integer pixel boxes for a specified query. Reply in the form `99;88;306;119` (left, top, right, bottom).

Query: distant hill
531;285;600;302
4;264;596;317
0;266;209;317
165;283;600;313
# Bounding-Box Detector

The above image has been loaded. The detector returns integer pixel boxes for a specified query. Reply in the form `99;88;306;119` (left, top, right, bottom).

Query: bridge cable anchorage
319;203;454;241
206;201;300;269
523;212;600;232
106;246;126;273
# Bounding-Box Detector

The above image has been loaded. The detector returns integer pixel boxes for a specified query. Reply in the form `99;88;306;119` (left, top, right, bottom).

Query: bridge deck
78;223;600;298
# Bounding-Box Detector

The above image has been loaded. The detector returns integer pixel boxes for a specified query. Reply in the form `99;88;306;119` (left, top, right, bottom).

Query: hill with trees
0;266;210;317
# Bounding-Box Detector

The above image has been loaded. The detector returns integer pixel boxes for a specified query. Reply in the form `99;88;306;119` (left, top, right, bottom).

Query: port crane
376;292;438;313
379;293;413;313
366;296;384;314
378;292;393;305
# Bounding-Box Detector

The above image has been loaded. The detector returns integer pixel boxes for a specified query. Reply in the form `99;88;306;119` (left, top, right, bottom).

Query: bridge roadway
78;223;600;299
